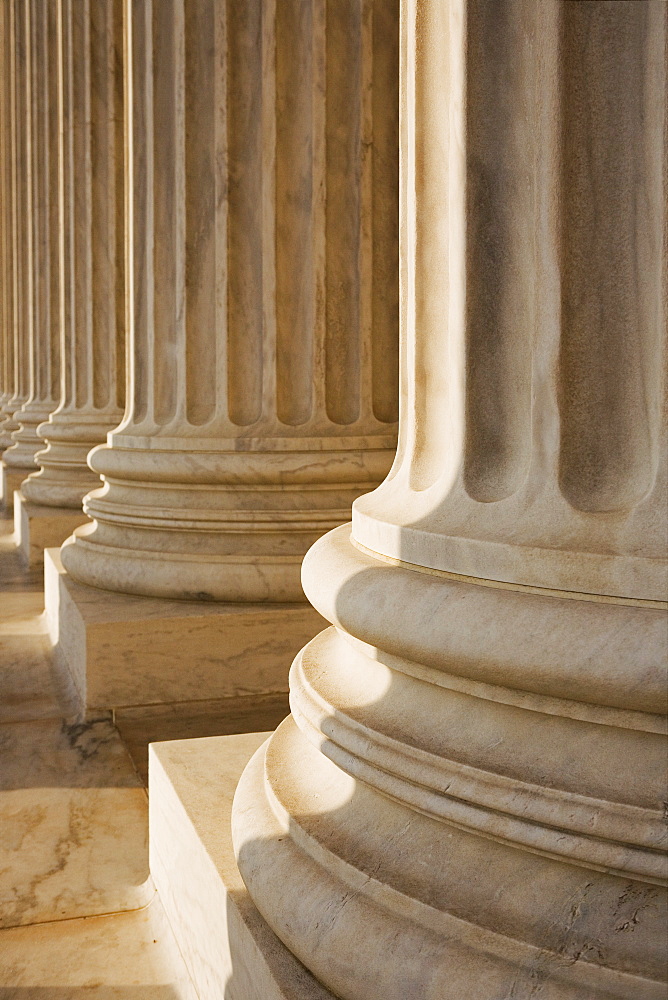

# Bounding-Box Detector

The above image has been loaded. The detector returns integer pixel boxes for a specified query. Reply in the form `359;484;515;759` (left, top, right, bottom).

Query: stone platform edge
44;547;327;711
1;463;28;511
14;491;88;566
149;732;333;1000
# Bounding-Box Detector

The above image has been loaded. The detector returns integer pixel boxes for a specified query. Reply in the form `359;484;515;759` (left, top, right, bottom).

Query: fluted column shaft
5;0;60;471
1;0;30;453
22;0;125;508
61;0;399;602
232;3;667;998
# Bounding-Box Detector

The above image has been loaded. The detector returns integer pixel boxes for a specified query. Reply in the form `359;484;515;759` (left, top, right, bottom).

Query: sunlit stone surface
0;509;198;995
44;0;399;713
15;0;125;561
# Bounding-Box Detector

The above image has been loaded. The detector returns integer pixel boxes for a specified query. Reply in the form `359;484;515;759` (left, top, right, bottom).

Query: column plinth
231;3;667;997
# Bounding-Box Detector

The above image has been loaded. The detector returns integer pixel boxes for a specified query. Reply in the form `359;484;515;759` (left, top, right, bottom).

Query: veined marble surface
45;546;324;710
0;714;152;928
14;492;89;567
0;517;73;722
0;515;150;929
0;467;27;513
0;511;198;993
150;733;331;1000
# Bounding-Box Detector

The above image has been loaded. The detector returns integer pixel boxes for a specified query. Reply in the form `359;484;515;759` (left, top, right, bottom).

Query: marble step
1;512;154;930
0;894;198;998
0;467;27;513
0;714;152;928
149;732;332;1000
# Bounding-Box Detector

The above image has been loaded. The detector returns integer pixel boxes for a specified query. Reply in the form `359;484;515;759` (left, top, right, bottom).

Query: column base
44;547;327;711
149;733;333;1000
1;463;29;511
14;491;89;566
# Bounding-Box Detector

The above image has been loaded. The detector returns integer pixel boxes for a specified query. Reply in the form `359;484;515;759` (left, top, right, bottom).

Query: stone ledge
14;491;88;566
0;462;28;511
114;693;290;784
44;547;327;711
149;733;332;1000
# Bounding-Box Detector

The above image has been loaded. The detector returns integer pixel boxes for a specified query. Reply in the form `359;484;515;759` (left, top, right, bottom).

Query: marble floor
0;900;199;999
0;514;289;997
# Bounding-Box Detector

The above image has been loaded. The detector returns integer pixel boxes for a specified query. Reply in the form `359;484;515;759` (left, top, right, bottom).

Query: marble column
232;2;667;997
60;0;399;603
0;0;15;446
22;0;125;510
4;0;60;473
0;0;29;457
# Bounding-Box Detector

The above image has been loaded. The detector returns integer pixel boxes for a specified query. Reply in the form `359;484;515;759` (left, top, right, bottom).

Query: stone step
0;714;153;928
0;894;198;998
149;732;332;1000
